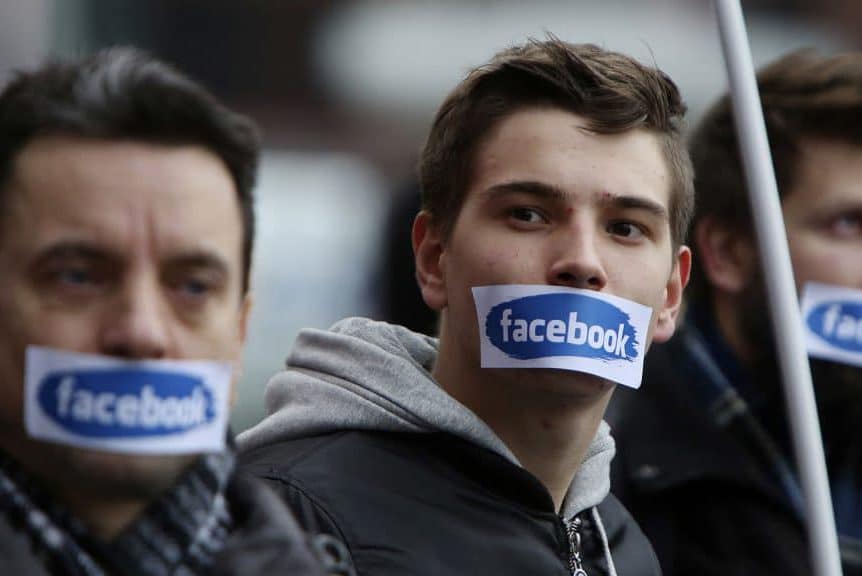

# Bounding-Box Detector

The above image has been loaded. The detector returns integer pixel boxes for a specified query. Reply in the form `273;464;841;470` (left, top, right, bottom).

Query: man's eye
827;213;862;238
509;207;545;224
55;268;97;287
176;278;212;298
43;265;105;296
607;221;645;240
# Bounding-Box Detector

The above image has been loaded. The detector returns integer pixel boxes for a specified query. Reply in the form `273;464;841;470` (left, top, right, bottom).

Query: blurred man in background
610;49;862;575
0;48;331;575
240;37;693;575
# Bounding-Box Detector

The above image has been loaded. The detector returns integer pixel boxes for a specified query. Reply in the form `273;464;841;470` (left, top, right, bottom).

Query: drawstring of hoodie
591;507;618;576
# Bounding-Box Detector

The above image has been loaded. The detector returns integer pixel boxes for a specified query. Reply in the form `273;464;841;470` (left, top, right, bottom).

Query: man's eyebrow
33;242;118;265
602;194;669;221
814;199;862;215
33;243;231;276
164;250;231;276
482;180;568;201
482;180;670;220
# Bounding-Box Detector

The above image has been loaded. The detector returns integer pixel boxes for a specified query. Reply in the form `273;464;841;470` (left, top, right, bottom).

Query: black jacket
211;472;335;576
609;327;862;576
241;430;661;576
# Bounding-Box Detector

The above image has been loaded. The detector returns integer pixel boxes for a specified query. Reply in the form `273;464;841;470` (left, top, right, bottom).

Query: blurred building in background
1;0;857;431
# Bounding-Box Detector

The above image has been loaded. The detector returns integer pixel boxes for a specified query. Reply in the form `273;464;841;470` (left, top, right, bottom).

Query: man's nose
100;274;170;360
546;221;608;290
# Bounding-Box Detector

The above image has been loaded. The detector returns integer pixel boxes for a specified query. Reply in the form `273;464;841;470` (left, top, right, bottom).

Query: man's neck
55;484;150;540
433;326;614;511
0;434;183;540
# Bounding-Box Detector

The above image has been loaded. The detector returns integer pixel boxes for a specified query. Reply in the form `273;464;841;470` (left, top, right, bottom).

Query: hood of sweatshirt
237;317;616;521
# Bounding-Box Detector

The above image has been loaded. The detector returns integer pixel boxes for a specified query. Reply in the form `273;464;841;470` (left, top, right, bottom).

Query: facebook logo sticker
25;347;233;454
472;285;653;389
801;282;862;368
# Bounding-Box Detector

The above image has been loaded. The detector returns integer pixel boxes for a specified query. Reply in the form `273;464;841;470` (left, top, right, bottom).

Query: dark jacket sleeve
212;473;331;576
241;435;359;575
261;475;357;576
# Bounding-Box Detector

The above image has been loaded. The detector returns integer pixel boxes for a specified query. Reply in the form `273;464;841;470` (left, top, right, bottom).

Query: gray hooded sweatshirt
239;317;619;575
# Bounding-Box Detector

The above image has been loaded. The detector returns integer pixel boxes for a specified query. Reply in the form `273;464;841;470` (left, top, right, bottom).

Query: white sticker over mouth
801;282;862;368
25;346;233;454
472;284;653;389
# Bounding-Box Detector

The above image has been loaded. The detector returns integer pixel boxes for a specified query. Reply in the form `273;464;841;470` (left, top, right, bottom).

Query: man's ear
412;210;447;311
694;216;757;294
652;245;692;343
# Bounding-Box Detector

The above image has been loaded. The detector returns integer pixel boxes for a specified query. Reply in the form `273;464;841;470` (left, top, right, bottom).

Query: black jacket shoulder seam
245;431;353;475
258;471;359;567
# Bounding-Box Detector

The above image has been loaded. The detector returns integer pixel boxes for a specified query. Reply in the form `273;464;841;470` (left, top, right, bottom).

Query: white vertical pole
713;1;842;574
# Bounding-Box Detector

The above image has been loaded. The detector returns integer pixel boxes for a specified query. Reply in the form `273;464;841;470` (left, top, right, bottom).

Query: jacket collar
611;324;792;509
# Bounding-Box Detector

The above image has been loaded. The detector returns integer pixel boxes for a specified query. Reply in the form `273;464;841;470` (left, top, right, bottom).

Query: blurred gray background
1;0;858;432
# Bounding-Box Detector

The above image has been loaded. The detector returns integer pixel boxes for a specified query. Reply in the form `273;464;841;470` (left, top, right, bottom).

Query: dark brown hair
419;37;694;248
687;48;862;302
0;47;260;294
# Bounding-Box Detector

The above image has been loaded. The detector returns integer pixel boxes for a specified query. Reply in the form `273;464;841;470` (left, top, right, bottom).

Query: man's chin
494;367;615;399
41;443;198;501
812;360;862;426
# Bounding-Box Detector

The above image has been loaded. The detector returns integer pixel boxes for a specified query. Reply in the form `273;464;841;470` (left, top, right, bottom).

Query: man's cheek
0;346;26;428
186;317;247;360
792;252;849;288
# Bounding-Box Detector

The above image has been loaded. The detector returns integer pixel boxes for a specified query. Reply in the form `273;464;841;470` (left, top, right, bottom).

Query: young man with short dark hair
241;38;693;575
610;49;862;575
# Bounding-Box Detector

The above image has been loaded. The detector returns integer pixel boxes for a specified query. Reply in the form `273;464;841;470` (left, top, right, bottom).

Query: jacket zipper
563;516;589;576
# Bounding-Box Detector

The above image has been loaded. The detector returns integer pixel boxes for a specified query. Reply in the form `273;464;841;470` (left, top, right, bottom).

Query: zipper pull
566;516;589;576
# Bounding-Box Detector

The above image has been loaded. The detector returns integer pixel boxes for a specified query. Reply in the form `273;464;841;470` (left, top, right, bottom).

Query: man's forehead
787;137;862;205
2;136;242;263
469;108;673;210
11;135;233;192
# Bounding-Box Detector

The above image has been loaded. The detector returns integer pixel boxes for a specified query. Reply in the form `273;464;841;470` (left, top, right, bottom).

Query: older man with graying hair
0;48;345;576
